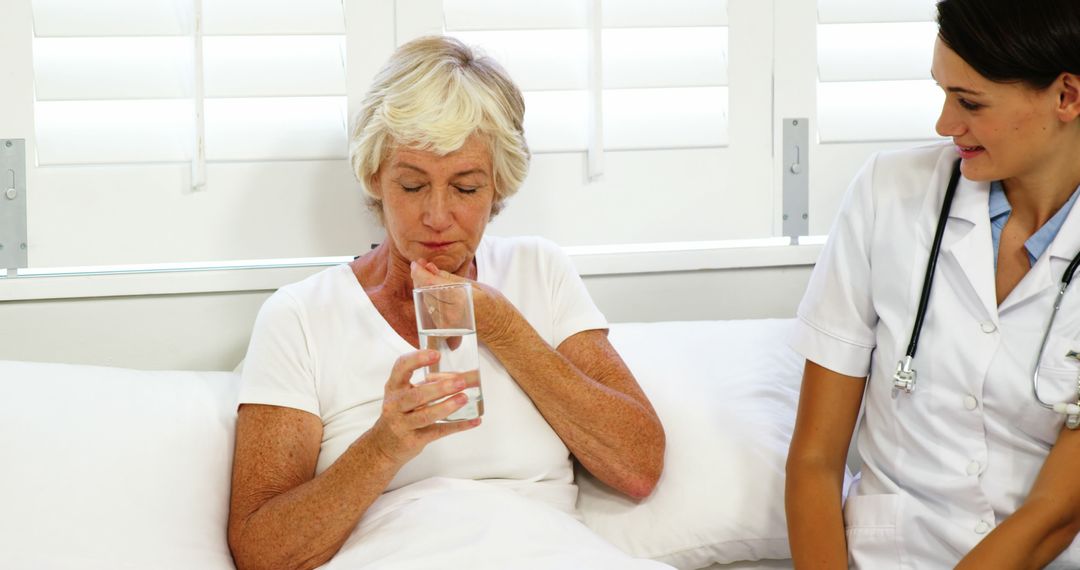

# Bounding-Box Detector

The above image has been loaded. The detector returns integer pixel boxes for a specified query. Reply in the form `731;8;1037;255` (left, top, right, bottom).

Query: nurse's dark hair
936;0;1080;89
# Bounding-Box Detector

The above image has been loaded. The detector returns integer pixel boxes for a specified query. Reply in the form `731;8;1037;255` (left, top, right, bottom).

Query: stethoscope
892;159;1080;429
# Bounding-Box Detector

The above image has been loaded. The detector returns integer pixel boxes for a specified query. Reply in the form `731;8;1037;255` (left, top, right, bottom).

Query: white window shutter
442;0;729;152
816;5;943;143
32;0;347;166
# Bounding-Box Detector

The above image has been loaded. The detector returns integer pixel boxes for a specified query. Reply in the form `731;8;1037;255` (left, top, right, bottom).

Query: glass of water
412;282;483;422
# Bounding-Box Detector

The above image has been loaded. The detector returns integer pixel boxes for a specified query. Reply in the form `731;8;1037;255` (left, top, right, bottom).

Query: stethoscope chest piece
892;355;916;398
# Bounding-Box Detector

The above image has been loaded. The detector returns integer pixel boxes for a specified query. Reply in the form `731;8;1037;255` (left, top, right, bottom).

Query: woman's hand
369;349;481;466
410;259;516;345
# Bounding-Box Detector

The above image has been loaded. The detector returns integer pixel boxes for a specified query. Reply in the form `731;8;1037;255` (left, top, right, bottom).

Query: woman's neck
1002;146;1080;228
353;243;415;302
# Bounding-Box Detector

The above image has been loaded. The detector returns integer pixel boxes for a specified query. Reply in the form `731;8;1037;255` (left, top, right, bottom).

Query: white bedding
0;318;809;569
321;477;674;569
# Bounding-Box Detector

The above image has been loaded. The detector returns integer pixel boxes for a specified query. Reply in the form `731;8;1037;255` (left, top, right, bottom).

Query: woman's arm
956;426;1080;569
489;316;665;500
412;260;665;500
227;351;478;570
786;359;866;569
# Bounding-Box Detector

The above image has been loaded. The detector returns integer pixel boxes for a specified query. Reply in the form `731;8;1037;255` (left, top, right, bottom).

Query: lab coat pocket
1018;335;1079;444
844;494;901;569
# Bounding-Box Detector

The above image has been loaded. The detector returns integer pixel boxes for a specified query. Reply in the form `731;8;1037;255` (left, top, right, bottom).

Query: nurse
785;0;1080;567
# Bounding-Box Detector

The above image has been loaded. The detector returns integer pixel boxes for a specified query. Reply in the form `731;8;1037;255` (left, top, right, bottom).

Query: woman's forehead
389;137;492;176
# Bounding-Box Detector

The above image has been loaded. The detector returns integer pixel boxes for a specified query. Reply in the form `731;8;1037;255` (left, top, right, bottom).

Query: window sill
0;238;824;302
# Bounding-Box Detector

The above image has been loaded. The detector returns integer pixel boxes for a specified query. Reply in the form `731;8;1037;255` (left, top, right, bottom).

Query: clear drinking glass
412;282;483;422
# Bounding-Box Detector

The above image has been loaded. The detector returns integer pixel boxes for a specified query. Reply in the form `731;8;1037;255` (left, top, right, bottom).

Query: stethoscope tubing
1032;283;1068;410
903;159;964;361
1032;253;1080;410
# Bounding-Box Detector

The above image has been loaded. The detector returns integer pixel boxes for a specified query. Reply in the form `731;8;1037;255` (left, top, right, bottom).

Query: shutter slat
818;23;936;82
818;0;938;24
603;0;728;28
202;0;344;35
32;0;192;37
203;36;345;97
36;100;194;164
818;81;944;143
444;0;727;30
451;30;588;91
605;87;728;149
204;97;347;161
34;37;193;100
604;28;727;88
523;88;729;152
454;27;727;91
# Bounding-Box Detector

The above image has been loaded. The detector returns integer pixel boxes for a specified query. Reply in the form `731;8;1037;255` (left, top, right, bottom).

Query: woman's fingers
406;391;471;427
387;350;438;390
397;373;466;412
420;416;482;440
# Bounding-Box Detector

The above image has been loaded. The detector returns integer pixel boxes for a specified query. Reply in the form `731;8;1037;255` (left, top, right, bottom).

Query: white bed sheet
320;477;675;569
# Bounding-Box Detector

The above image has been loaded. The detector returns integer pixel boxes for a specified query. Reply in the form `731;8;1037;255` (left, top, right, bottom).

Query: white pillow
0;360;239;570
577;319;826;569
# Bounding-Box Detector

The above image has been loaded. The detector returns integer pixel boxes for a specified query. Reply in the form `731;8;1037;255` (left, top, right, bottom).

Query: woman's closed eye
454;185;478;194
957;97;983;111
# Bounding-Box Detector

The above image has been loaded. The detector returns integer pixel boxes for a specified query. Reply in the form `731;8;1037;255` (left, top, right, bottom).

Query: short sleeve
238;289;321;416
539;239;608;348
789;154;880;378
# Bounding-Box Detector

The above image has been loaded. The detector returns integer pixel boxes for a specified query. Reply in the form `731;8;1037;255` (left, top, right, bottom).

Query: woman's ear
1057;72;1080;122
369;172;384;199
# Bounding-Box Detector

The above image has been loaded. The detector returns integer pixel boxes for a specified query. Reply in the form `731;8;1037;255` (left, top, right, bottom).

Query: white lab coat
791;142;1080;569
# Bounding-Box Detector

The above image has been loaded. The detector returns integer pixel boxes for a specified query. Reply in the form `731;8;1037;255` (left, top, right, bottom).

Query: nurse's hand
368;349;481;466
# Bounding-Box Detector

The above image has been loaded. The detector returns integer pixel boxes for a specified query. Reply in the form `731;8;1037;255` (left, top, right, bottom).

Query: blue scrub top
989;180;1080;271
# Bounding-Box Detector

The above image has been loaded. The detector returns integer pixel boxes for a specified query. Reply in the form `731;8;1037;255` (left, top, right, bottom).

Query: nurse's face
931;37;1072;183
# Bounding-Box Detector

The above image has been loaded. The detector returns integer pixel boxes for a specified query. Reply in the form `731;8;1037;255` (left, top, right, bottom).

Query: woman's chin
959;158;995;182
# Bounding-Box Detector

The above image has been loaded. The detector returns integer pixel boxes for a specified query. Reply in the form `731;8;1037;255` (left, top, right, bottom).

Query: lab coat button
980;321;997;333
974;520;991;534
964;395;978;410
966;460;981;476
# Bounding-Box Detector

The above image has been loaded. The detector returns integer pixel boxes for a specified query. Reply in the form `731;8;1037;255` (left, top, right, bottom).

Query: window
0;0;952;276
14;0;373;268
396;0;776;247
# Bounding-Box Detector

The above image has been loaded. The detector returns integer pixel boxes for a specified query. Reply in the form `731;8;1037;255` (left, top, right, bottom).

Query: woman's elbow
627;426;666;500
228;522;323;570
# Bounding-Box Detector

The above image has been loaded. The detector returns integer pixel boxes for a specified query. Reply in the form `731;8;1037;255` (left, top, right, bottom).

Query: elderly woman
227;36;666;570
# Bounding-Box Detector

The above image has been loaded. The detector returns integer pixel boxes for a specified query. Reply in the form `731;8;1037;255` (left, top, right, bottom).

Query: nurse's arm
956;426;1080;569
785;359;866;569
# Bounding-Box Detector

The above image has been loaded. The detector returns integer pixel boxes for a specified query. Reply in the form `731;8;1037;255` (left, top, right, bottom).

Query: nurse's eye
958;98;983;111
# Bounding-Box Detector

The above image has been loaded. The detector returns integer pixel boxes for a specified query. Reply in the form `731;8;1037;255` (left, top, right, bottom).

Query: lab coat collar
1000;188;1080;313
939;175;998;322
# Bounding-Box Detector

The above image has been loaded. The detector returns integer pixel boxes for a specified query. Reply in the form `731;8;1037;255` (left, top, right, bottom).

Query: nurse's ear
1056;72;1080;123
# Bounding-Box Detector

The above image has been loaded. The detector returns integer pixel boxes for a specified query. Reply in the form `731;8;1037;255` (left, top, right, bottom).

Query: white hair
349;36;530;216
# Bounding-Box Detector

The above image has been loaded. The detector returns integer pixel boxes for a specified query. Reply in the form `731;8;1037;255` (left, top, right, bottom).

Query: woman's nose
422;188;453;231
935;100;964;138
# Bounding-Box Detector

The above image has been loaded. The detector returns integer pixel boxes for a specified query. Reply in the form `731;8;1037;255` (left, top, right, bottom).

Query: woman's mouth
421;241;454;250
956;144;985;159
